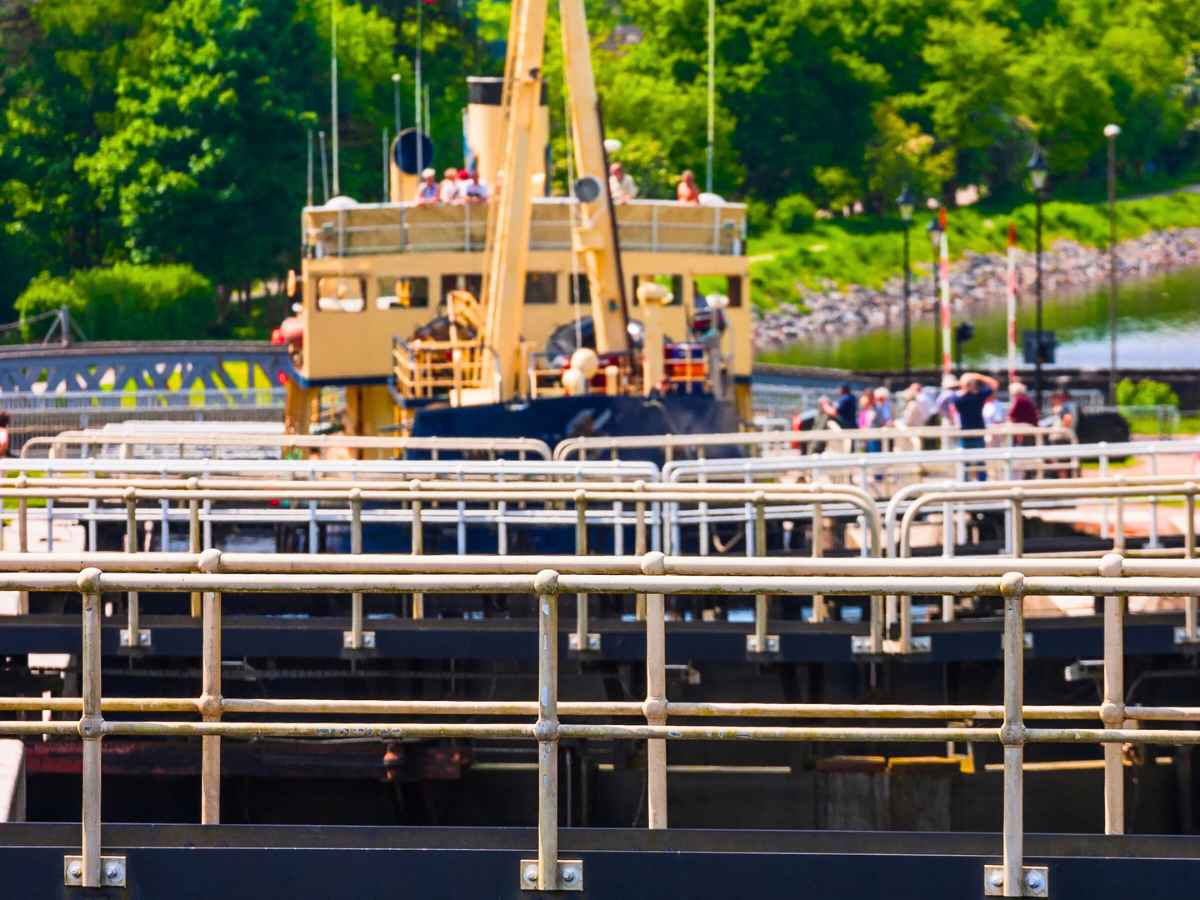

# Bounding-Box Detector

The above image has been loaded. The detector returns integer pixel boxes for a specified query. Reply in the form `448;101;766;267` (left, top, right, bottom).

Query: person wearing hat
417;168;438;204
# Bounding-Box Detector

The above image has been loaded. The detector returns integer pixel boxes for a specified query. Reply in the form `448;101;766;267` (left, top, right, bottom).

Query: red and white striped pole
938;208;952;374
1006;222;1018;386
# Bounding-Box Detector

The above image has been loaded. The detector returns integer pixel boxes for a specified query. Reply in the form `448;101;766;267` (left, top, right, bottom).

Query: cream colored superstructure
293;198;750;435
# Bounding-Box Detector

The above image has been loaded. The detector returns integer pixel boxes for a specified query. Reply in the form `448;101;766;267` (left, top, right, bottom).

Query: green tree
863;101;954;210
80;0;395;312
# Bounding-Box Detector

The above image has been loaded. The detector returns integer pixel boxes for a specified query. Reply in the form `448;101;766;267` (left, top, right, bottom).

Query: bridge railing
552;424;1076;462
891;477;1200;653
0;557;1197;892
0;478;879;654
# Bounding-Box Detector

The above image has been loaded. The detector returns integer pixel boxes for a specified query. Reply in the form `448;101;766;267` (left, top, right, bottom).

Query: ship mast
481;0;629;402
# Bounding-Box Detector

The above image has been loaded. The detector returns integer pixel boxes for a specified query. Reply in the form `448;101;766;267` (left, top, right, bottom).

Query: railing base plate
519;858;583;891
568;633;601;653
119;628;152;649
745;634;780;655
341;630;377;651
983;864;1048;897
64;854;126;888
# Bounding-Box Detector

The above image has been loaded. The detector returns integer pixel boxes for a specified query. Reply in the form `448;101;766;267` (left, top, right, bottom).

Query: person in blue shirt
834;384;857;431
951;371;999;480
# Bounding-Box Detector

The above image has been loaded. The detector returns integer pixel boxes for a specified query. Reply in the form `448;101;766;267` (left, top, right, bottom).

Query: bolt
561;867;578;884
523;863;538;884
987;869;1004;890
139;630;151;646
1025;870;1045;892
105;860;123;882
67;861;82;880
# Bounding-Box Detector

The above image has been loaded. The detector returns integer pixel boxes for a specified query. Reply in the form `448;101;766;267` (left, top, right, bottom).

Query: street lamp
896;184;915;381
1105;123;1121;402
391;73;402;137
1028;147;1049;409
926;214;943;371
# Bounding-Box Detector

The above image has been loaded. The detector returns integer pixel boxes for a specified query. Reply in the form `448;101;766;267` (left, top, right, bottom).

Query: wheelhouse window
525;271;558;304
315;276;366;313
377;276;430;310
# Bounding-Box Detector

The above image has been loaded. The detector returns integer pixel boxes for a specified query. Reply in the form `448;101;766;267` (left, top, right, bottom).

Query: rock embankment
753;228;1200;350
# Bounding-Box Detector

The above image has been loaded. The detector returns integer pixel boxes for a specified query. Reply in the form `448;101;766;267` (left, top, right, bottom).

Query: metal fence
0;555;1197;892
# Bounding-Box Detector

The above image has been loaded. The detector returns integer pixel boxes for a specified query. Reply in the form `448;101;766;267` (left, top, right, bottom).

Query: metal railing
554;424;1075;461
888;477;1200;653
0;477;879;653
1;555;1199;892
664;439;1200;491
22;430;553;461
302;198;747;258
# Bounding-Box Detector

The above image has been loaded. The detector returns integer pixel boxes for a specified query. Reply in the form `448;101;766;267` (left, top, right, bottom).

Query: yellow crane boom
481;0;630;402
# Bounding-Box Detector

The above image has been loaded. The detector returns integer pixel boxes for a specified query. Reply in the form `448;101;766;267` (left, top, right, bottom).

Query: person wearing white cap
417;168;438;204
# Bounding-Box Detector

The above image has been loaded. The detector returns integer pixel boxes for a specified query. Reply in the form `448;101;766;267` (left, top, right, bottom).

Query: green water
758;266;1200;371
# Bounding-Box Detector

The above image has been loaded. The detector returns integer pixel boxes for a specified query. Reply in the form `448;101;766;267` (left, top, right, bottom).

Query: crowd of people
411;160;704;208
417;167;489;206
813;377;1077;480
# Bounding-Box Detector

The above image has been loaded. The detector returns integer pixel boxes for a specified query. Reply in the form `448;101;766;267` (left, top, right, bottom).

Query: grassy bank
750;183;1200;312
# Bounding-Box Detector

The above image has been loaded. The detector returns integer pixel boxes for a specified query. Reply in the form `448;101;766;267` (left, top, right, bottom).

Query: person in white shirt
608;162;638;204
439;167;462;204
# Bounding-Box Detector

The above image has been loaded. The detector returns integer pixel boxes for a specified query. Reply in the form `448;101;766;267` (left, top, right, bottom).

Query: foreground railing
0;477;879;653
1;558;1199;892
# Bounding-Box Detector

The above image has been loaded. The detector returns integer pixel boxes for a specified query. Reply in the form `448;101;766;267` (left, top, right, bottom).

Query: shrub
1116;377;1179;408
746;198;772;237
16;263;216;342
773;193;817;233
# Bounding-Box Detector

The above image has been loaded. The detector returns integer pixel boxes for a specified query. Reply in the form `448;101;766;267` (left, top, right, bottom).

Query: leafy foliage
1116;378;1180;409
773;193;817;233
16;263;215;341
0;0;1198;328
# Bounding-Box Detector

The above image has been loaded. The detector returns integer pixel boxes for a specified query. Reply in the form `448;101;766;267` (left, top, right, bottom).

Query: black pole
902;224;911;381
1034;195;1044;410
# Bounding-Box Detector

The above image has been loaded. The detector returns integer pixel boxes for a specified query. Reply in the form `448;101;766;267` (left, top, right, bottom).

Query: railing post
123;488;143;649
571;491;596;652
634;485;648;622
16;474;28;615
520;570;581;891
201;589;223;824
65;567;125;888
986;572;1045;898
1185;487;1198;644
644;568;667;828
811;501;827;622
347;489;369;650
748;493;775;654
410;484;424;619
1101;552;1126;834
188;478;201;617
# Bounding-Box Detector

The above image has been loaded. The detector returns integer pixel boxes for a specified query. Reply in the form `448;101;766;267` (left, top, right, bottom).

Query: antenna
318;130;330;203
706;0;715;193
306;130;314;207
425;83;432;154
330;0;340;196
415;0;423;176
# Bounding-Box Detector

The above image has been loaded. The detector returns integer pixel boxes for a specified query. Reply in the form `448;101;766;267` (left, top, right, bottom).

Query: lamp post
391;73;402;137
1028;147;1049;410
1105;123;1121;402
926;215;943;372
897;185;915;381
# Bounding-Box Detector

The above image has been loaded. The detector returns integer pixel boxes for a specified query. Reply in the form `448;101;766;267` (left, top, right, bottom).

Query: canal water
760;265;1200;371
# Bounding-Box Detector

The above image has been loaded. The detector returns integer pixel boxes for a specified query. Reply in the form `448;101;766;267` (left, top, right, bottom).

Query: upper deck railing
302;198;747;258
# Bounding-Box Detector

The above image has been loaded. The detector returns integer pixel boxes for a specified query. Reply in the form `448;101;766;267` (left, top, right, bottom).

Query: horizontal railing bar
3;696;1194;721
0;570;1194;598
1;551;1199;580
